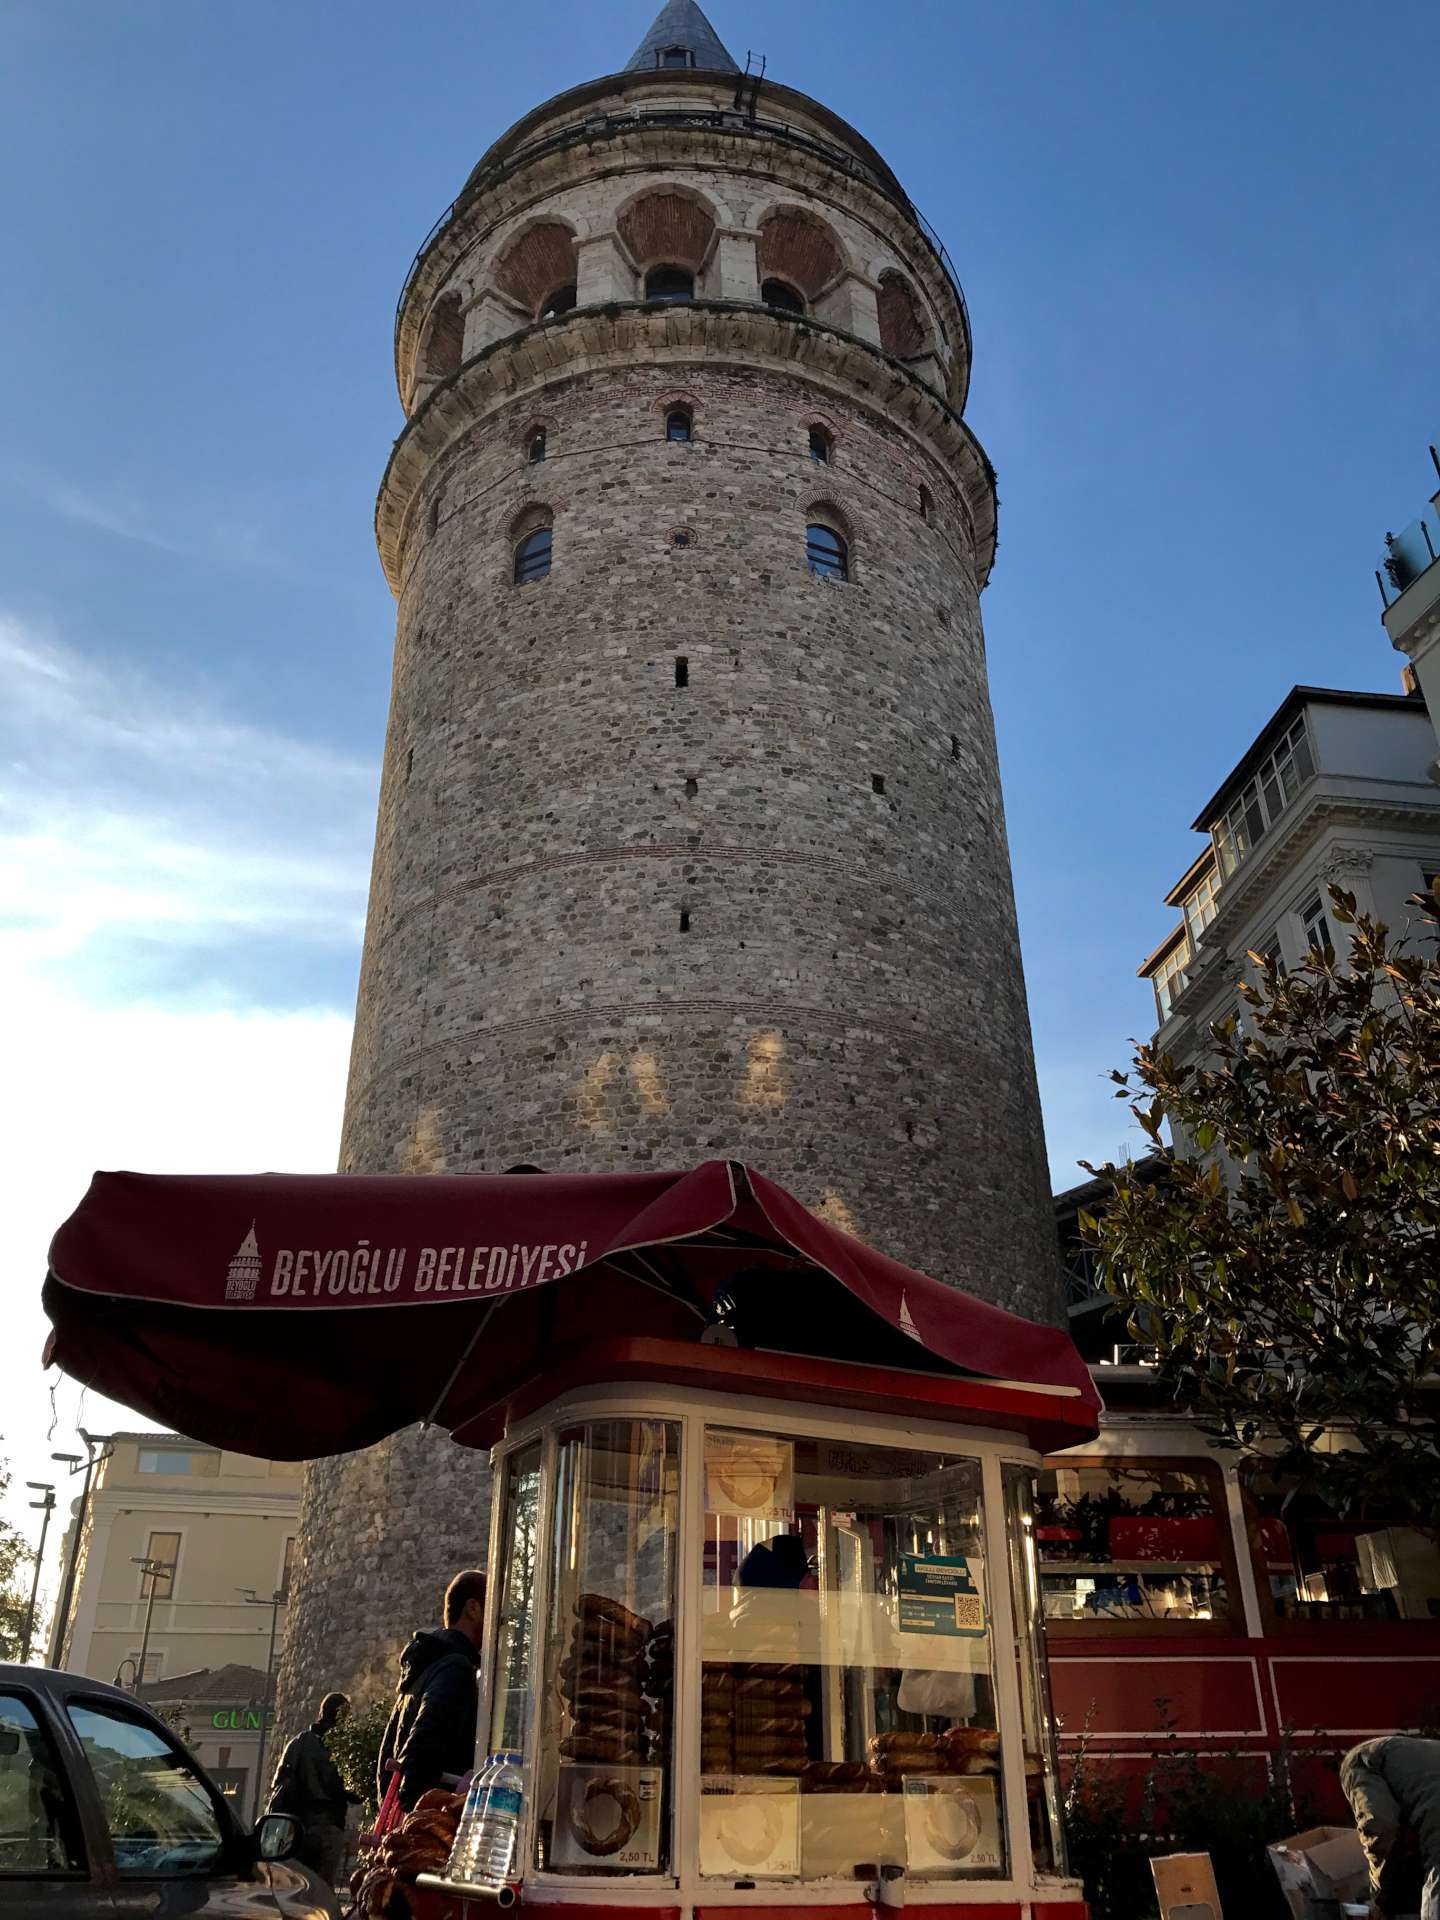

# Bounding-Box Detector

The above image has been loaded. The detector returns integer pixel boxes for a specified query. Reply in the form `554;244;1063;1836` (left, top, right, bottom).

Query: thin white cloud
0;613;374;982
15;472;192;555
0;608;368;1565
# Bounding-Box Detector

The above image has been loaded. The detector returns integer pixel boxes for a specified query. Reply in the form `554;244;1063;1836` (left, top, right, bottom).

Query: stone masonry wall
276;352;1056;1734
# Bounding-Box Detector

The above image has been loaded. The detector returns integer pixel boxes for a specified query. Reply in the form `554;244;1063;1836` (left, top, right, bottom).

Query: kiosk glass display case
481;1389;1069;1902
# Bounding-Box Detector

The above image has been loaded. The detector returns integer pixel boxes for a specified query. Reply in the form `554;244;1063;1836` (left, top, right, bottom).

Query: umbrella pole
421;1301;498;1428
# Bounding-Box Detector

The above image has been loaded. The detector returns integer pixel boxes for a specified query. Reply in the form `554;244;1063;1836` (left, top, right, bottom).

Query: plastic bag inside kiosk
477;1394;1076;1907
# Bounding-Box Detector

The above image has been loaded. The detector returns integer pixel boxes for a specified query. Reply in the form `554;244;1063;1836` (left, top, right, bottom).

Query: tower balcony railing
1377;429;1440;616
395;103;970;357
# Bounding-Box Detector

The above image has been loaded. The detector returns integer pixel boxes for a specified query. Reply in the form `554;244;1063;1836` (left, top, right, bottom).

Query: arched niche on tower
756;205;844;313
875;265;948;392
494;218;580;321
613;182;724;302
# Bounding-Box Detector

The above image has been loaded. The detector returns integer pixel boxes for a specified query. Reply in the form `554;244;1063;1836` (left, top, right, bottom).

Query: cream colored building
50;1432;302;1815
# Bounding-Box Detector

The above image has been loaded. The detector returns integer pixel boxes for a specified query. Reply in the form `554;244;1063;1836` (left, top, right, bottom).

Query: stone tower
278;0;1058;1722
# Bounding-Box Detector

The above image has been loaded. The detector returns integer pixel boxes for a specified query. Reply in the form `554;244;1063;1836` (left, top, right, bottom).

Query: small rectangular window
137;1449;217;1477
674;656;689;688
144;1531;181;1600
1301;895;1332;953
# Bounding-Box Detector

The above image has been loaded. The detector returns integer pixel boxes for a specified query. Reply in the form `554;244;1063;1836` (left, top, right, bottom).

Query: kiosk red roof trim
42;1160;1100;1460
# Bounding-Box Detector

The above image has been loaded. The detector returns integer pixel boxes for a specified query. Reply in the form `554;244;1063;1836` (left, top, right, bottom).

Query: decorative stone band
393;113;970;412
374;302;996;592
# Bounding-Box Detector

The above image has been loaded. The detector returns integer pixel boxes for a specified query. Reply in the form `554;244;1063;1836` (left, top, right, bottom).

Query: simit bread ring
569;1775;641;1858
576;1593;650;1635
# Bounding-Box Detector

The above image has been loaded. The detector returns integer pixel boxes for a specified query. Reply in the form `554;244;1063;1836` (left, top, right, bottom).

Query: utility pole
240;1586;285;1823
19;1482;55;1663
131;1557;169;1694
48;1431;113;1668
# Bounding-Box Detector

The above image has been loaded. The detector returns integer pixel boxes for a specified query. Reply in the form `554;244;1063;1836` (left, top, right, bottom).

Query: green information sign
897;1554;986;1637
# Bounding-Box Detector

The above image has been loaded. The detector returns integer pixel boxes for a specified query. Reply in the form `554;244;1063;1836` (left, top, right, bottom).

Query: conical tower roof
624;0;739;75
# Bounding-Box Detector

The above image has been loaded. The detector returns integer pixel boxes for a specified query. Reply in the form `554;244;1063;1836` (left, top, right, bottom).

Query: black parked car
0;1664;339;1917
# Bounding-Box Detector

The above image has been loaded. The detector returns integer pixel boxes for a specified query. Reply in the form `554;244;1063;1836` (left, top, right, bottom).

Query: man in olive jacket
1341;1735;1440;1919
269;1691;356;1886
377;1569;488;1809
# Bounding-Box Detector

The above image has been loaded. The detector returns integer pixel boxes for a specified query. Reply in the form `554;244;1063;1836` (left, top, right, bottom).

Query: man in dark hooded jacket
377;1568;488;1809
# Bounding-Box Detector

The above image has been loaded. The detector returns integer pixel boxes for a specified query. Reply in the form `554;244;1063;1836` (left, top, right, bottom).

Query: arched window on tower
761;278;806;316
645;264;695;304
513;524;553;585
539;283;576;320
918;484;934;523
806;521;849;582
808;425;832;464
666;407;693;444
528;429;547;465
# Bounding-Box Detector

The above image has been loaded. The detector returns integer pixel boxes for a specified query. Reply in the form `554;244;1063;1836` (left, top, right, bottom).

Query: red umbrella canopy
43;1160;1100;1458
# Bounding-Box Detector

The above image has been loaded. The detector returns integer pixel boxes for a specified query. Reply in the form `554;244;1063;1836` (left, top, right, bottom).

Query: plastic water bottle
447;1751;525;1888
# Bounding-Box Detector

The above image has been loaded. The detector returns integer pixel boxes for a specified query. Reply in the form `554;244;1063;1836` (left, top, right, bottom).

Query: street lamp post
48;1431;113;1668
19;1483;55;1664
131;1557;169;1694
240;1586;285;1824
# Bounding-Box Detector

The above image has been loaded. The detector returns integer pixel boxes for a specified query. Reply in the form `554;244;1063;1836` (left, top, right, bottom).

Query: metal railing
394;105;971;356
1377;430;1440;610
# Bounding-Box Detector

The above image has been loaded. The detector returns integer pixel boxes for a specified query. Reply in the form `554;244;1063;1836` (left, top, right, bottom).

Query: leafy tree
1081;883;1440;1527
0;1450;38;1660
327;1698;391;1818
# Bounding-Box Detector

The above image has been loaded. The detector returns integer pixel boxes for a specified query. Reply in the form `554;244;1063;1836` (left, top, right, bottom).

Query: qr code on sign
953;1591;984;1632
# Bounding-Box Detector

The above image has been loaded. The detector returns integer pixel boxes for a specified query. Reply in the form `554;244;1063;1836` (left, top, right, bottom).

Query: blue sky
2;0;1437;1555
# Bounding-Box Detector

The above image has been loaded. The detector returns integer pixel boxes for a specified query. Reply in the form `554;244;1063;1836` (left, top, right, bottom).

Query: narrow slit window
808;426;832;464
806;522;848;580
918;485;935;522
675;656;689;688
513;527;553;585
527;430;546;465
666;408;693;443
428;497;440;536
872;773;886;796
679;909;691;932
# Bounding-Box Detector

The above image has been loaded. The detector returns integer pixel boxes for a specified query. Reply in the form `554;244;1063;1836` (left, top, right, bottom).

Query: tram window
1033;1462;1232;1629
699;1428;1009;1881
1249;1472;1440;1625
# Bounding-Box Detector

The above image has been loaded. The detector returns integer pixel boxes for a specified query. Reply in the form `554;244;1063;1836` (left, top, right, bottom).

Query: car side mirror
254;1812;300;1861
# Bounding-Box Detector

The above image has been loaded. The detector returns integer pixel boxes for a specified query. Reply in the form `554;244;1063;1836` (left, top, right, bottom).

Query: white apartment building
1380;431;1440;762
49;1432;302;1816
1138;682;1440;1046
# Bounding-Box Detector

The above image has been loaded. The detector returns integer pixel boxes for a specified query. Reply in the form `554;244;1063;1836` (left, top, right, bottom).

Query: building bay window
1212;716;1314;875
1151;939;1192;1022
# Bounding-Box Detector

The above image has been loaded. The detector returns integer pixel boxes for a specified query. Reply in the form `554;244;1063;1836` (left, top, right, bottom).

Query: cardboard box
1151;1851;1223;1920
1266;1825;1369;1919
